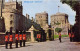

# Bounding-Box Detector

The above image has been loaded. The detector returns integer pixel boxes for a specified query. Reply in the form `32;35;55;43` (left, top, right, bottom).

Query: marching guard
72;32;75;42
5;31;9;49
69;32;72;42
37;34;41;42
9;31;13;49
59;32;61;42
15;30;19;48
19;31;22;47
23;31;26;47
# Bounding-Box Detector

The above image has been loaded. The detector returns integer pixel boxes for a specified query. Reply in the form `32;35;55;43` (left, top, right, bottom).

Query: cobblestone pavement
0;37;80;51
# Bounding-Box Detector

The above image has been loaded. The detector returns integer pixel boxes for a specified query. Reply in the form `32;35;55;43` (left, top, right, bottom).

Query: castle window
10;20;13;25
10;14;13;17
10;27;13;31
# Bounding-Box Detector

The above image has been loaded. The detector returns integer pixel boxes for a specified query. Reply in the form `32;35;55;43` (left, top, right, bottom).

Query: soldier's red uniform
69;33;71;38
19;34;22;47
72;34;74;38
59;33;61;42
23;34;26;47
59;34;61;38
23;34;26;40
5;34;8;49
5;35;8;42
15;34;19;48
37;34;41;38
9;35;13;42
9;34;13;49
37;34;41;42
69;33;72;42
72;33;74;42
19;34;22;40
15;34;18;40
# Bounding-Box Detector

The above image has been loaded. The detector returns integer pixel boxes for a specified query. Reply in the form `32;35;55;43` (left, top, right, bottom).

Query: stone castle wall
35;12;48;29
51;12;70;35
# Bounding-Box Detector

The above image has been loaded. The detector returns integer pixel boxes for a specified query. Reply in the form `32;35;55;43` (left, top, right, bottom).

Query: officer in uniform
5;31;9;49
72;32;74;42
19;31;22;47
37;34;41;42
69;32;72;42
23;31;26;47
15;30;19;48
59;31;61;42
9;31;13;49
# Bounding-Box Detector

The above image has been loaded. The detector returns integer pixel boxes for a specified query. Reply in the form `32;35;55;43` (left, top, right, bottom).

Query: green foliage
60;0;79;11
54;35;68;39
55;28;62;33
55;22;61;25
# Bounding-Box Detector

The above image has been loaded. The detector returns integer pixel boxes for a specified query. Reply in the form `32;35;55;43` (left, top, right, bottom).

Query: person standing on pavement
69;32;72;42
37;34;41;42
15;30;19;48
72;32;74;42
23;30;26;47
5;31;9;49
59;32;61;42
9;31;13;49
19;31;22;47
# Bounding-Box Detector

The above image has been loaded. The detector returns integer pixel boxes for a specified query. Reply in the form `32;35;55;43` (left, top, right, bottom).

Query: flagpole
58;6;60;13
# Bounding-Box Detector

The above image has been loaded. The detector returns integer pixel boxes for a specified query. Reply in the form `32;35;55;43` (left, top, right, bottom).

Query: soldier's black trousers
72;37;74;42
70;37;72;42
5;42;8;49
9;42;12;49
20;40;22;47
15;40;18;48
23;40;26;47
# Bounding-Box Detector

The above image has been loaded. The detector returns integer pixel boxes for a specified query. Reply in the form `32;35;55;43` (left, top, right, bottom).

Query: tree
54;22;62;34
55;28;62;33
61;0;80;42
61;0;79;11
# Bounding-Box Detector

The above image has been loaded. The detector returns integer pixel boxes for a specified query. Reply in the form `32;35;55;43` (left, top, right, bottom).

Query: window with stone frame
10;27;13;31
10;14;13;17
10;20;13;25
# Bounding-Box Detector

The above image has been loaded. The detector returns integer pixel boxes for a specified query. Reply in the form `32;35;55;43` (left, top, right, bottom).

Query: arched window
10;14;13;17
10;27;13;31
10;20;13;25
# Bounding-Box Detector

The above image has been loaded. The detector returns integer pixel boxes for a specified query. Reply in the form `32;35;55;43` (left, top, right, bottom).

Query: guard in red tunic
72;32;74;42
5;31;9;49
59;32;61;42
19;31;22;47
69;31;72;42
15;30;19;48
23;31;26;47
37;34;41;42
69;32;72;42
9;31;13;49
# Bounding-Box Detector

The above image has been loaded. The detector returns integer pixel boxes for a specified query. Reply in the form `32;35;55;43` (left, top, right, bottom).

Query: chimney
26;14;29;19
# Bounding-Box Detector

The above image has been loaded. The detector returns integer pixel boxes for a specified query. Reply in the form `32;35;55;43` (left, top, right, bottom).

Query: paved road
0;37;80;51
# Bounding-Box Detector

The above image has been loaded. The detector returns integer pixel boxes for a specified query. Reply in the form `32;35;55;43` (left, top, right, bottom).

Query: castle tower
2;1;23;32
35;11;48;28
51;12;70;35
